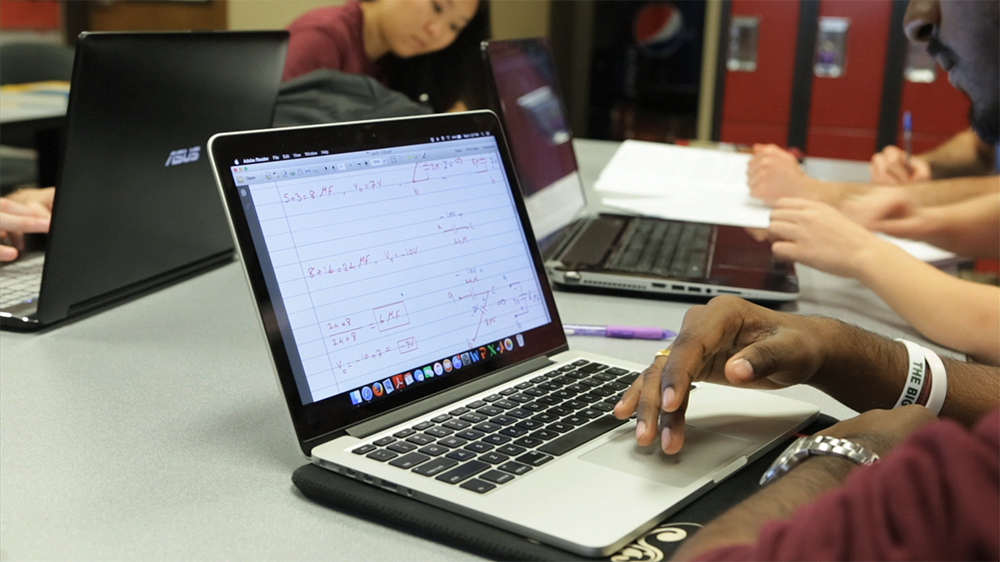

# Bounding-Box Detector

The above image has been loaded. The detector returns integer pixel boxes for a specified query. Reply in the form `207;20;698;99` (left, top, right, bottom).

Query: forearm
917;192;1000;257
920;128;996;178
803;300;1000;424
672;456;855;561
854;244;1000;365
903;175;1000;207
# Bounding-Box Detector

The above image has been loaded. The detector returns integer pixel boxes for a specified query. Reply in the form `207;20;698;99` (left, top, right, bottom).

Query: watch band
759;434;880;487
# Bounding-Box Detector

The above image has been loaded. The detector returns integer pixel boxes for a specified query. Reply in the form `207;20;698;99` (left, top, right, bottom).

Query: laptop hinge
346;355;554;439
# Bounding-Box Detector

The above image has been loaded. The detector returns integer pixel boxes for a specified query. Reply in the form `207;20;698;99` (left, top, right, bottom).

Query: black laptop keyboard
351;359;638;494
0;254;44;310
606;220;713;279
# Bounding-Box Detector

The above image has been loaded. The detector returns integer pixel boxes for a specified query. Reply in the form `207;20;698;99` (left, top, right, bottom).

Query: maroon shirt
696;410;1000;561
282;1;381;82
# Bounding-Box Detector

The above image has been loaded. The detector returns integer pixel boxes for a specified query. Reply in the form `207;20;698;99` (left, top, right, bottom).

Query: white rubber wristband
893;339;926;408
921;346;948;415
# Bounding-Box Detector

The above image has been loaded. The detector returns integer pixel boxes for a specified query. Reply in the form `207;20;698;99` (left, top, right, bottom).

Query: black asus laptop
206;111;817;556
0;31;288;330
482;38;798;302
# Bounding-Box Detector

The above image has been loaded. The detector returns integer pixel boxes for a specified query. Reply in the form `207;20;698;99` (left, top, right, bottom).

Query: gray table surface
1;139;946;560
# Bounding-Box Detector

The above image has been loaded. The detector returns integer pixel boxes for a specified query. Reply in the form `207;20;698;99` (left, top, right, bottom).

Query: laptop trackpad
579;425;754;488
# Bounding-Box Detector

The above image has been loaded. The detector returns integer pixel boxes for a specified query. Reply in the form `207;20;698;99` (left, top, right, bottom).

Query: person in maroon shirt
612;295;999;561
283;0;489;112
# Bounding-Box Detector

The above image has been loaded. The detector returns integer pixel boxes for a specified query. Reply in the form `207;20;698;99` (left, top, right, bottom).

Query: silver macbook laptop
207;111;818;556
482;38;799;302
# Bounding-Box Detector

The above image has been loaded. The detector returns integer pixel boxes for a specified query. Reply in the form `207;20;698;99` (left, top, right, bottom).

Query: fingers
767;219;804;242
0;197;52;235
871;146;908;184
636;359;666;446
770;240;801;263
612;358;667;447
0;211;50;234
0;197;50;219
0;246;17;261
660;391;689;454
772;197;823;211
658;347;700;454
744;227;768;242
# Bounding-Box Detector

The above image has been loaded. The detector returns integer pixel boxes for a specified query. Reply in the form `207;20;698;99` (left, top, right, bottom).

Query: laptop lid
35;31;288;324
208;111;568;455
481;38;586;243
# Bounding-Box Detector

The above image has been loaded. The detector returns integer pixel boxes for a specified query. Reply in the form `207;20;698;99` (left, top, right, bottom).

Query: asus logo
165;146;201;167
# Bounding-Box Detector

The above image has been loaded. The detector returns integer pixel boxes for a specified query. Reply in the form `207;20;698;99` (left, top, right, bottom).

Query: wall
491;0;549;40
228;0;337;30
228;0;549;36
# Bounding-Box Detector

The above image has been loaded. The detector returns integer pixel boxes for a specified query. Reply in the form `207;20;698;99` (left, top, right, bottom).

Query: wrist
850;237;903;284
810;318;908;404
760;434;879;487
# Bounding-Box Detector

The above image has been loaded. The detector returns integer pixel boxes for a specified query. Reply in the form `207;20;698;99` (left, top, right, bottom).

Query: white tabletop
0;139;947;560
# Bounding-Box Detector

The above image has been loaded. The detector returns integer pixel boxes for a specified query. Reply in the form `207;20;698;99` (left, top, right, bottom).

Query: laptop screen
217;116;564;436
484;39;586;241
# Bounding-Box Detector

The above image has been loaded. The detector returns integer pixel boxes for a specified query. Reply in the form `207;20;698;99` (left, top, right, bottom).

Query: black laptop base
293;414;836;560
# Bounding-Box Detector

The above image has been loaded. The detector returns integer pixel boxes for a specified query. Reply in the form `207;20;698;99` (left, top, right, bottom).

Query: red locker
805;1;893;160
0;0;61;30
719;0;800;146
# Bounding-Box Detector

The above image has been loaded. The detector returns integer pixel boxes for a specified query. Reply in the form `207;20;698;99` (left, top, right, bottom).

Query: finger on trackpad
580;425;754;487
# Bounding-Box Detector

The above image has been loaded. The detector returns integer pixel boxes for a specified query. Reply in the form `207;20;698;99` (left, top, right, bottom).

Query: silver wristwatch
759;434;880;487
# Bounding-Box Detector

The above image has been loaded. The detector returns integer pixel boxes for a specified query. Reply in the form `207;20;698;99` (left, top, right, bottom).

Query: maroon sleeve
282;27;344;81
695;410;1000;561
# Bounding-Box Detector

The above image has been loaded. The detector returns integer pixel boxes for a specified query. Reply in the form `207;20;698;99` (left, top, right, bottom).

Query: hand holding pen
870;111;931;185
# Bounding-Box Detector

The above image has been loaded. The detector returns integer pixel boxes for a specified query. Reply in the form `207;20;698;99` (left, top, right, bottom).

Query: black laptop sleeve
292;415;836;560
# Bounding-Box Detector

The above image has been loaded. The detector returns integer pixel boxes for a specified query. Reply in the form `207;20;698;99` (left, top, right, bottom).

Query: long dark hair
379;0;491;112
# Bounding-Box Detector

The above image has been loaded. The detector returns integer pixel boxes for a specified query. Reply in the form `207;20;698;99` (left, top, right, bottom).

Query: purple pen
563;323;676;340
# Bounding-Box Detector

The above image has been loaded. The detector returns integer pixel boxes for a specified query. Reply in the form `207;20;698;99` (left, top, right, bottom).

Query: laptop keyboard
606;220;713;279
351;359;637;494
0;254;44;310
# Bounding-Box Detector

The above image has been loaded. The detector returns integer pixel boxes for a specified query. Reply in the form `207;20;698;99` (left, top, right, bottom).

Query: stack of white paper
594;140;957;264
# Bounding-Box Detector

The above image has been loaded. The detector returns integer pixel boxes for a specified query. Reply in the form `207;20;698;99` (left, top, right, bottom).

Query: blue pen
563;323;676;340
903;110;913;167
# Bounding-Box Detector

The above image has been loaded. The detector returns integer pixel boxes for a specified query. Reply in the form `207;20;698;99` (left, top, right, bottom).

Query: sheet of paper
602;195;771;229
595;140;957;264
595;140;752;197
601;196;957;264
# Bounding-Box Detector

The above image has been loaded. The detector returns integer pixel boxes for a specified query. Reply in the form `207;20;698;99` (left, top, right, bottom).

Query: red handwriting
330;331;359;347
307;254;372;278
397;336;418;354
334;344;395;375
383;246;418;263
373;301;410;332
307;245;418;279
282;178;384;203
412;156;493;182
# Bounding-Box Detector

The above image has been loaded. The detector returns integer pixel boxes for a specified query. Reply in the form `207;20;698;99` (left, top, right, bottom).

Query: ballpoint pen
903;110;913;167
563;323;676;340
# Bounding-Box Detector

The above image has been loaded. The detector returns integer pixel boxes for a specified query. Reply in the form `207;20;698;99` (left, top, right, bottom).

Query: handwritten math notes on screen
244;140;550;402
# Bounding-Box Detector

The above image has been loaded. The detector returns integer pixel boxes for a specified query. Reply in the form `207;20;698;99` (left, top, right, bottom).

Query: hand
870;145;932;184
841;187;940;242
5;187;55;215
0;194;51;261
747;144;817;204
818;405;936;457
841;187;916;227
613;295;829;454
768;198;893;278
